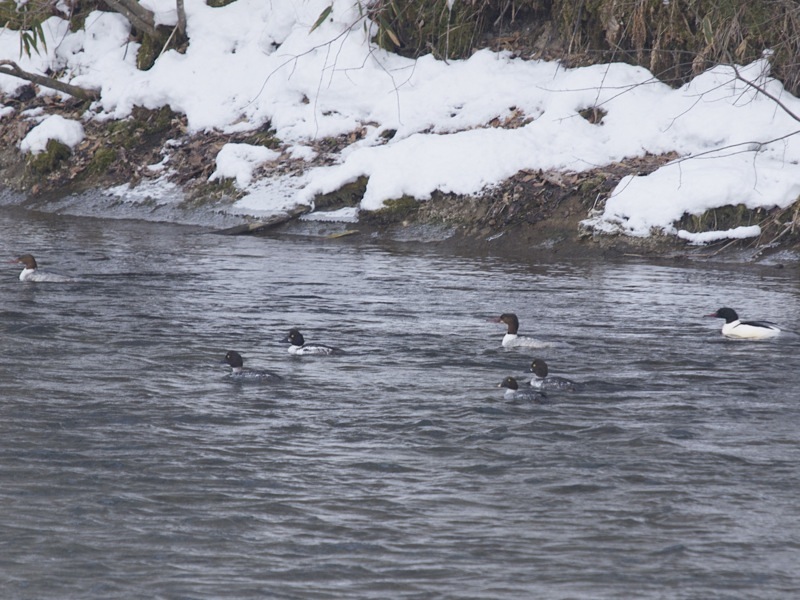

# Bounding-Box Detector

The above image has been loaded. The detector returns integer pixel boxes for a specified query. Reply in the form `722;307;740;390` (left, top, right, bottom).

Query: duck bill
487;316;502;323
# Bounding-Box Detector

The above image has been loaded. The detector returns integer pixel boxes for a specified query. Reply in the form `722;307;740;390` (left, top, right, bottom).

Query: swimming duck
705;307;781;340
489;313;549;348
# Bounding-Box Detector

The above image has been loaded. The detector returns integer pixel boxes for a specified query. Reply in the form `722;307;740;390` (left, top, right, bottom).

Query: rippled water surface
2;207;800;599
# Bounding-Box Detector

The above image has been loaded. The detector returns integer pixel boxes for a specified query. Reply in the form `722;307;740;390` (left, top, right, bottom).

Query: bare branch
731;63;800;123
0;60;99;101
104;0;160;39
176;0;187;37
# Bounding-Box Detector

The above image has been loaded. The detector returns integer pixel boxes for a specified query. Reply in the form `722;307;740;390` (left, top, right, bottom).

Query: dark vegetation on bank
371;0;800;95
2;0;800;256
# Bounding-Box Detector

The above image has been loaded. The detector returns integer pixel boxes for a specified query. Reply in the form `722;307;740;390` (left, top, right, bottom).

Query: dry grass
551;0;800;94
368;0;800;97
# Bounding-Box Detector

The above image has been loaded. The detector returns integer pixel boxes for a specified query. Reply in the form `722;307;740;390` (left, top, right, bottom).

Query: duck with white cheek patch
281;328;341;355
529;358;578;392
498;376;547;403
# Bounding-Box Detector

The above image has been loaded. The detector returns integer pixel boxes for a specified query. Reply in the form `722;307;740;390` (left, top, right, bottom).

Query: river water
1;206;799;599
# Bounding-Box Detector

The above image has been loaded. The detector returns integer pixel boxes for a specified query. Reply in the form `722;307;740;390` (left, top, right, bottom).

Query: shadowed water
1;207;799;599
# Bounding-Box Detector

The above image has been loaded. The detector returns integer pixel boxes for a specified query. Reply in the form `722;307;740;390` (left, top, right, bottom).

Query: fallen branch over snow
0;60;99;102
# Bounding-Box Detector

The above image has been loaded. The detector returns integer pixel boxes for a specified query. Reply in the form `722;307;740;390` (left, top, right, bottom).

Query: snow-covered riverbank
2;0;800;247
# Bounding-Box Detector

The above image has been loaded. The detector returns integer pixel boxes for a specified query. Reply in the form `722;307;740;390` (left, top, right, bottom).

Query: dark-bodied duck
223;350;282;381
529;358;577;392
498;376;546;402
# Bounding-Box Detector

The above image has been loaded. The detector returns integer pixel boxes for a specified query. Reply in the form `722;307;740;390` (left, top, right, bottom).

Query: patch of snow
108;175;182;206
209;143;280;188
677;226;761;244
19;115;85;154
300;207;359;223
288;145;317;161
230;173;312;217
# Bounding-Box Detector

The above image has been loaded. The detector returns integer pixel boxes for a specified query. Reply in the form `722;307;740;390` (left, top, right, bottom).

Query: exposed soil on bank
2;99;800;267
275;153;800;266
2;71;800;266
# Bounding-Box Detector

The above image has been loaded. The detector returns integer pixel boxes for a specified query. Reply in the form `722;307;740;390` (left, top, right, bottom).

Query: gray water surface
1;208;799;599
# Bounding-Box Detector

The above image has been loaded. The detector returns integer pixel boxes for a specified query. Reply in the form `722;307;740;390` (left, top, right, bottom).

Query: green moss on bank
360;196;421;225
27;140;71;174
88;147;117;175
313;176;368;211
137;34;161;71
107;106;178;149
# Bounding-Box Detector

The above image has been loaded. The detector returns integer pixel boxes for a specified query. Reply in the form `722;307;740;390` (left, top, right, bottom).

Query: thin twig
732;63;800;123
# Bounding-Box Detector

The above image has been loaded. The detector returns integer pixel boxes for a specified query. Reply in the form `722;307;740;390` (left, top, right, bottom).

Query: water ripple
1;209;800;598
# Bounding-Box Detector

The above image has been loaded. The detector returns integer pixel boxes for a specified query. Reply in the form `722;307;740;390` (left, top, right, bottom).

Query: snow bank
19;115;85;154
2;1;800;243
209;143;280;188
